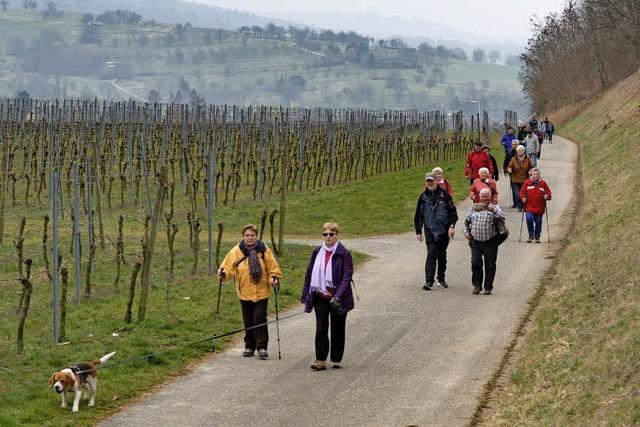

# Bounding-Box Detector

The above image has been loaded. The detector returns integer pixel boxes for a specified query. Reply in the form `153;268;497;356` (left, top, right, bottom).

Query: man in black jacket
414;173;458;290
483;146;499;181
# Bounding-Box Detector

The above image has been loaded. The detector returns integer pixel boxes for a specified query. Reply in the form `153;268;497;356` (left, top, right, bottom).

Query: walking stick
518;203;525;242
216;275;223;315
545;202;551;242
274;282;282;360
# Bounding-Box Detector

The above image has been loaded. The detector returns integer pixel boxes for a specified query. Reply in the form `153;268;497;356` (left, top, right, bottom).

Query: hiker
432;166;454;198
519;167;552;243
533;126;545;158
217;224;282;359
503;139;519;176
542;117;555;143
463;188;505;295
483;146;499;181
464;141;494;185
517;125;528;142
500;127;516;154
507;145;533;211
414;172;458;290
528;116;538;130
524;130;540;167
469;167;498;204
301;223;354;371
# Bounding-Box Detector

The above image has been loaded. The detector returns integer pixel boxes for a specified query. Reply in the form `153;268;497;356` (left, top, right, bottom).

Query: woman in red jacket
464;141;494;185
519;167;552;243
469;167;498;204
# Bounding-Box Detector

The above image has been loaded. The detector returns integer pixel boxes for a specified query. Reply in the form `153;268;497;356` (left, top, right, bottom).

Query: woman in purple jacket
301;222;354;371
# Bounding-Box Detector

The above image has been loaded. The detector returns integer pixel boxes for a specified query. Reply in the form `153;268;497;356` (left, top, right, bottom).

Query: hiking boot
438;280;449;289
242;348;255;357
527;237;533;243
483;289;492;295
535;239;541;243
257;349;268;359
422;282;433;291
472;286;481;295
310;360;326;371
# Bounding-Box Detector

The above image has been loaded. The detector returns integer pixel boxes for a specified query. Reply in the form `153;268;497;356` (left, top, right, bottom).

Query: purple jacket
301;243;354;314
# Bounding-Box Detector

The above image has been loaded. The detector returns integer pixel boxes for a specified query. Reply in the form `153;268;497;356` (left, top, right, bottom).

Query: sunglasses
322;232;336;237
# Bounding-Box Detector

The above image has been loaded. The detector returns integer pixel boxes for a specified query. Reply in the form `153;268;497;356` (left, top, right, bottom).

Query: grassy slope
0;10;520;106
483;71;640;424
0;146;479;426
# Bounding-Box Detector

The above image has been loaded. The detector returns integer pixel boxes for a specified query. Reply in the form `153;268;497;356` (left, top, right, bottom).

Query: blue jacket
414;187;458;242
501;132;515;154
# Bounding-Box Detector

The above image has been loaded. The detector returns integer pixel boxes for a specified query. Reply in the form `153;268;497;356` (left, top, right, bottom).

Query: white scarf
310;242;338;295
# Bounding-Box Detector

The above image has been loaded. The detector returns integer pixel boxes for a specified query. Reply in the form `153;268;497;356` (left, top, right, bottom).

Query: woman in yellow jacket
217;224;282;359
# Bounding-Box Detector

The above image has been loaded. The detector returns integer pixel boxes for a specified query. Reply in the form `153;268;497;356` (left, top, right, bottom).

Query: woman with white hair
507;145;533;211
431;166;453;197
469;167;498;204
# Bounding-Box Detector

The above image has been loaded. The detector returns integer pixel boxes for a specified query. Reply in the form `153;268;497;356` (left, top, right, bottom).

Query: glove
217;268;226;279
330;297;342;312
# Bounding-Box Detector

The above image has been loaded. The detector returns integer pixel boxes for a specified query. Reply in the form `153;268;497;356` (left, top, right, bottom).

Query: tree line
519;0;640;113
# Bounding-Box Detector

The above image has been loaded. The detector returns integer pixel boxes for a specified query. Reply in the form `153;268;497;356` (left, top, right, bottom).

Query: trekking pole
518;203;525;242
545;203;551;243
215;273;223;315
274;281;282;360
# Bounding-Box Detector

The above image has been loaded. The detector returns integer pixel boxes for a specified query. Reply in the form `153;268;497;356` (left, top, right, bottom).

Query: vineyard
0;98;487;423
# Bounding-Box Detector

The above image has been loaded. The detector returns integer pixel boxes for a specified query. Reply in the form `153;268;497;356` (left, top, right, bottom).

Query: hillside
480;70;640;424
0;9;522;113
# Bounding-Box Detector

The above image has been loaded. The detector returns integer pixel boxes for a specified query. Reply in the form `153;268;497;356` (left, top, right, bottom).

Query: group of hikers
414;118;554;296
212;117;554;370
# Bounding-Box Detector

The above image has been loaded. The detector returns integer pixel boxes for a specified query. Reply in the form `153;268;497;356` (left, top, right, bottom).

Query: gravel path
101;137;576;427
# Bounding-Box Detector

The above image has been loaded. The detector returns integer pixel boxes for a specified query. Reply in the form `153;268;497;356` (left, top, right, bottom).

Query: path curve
101;137;576;427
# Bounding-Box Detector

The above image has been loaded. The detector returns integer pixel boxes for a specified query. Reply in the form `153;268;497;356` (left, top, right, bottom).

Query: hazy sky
193;0;567;44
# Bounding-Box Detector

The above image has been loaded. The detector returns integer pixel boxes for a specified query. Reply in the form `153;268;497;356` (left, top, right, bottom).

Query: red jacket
464;150;494;180
519;178;552;215
437;179;454;198
469;178;498;204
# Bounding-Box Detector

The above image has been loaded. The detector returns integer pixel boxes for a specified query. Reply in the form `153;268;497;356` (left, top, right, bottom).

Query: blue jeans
525;212;543;239
529;154;538;167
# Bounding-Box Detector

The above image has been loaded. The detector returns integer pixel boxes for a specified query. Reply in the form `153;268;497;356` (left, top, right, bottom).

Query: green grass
482;77;640;425
0;143;482;426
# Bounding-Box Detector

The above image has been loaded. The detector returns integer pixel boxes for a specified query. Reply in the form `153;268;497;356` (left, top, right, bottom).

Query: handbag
493;215;509;245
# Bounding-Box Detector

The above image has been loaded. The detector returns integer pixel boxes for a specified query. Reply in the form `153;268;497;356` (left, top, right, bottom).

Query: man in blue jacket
414;173;458;290
501;127;516;154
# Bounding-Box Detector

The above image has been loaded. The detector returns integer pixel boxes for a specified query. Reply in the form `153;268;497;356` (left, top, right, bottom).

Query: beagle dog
49;351;116;412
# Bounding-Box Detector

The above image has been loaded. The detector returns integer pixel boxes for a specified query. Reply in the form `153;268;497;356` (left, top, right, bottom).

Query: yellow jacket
219;243;282;302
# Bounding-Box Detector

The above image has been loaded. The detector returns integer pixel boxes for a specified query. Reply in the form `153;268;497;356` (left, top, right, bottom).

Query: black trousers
470;239;499;290
425;238;449;283
313;298;347;363
240;298;269;351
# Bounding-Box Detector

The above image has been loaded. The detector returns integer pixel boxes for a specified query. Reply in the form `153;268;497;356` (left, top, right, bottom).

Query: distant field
0;9;522;112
